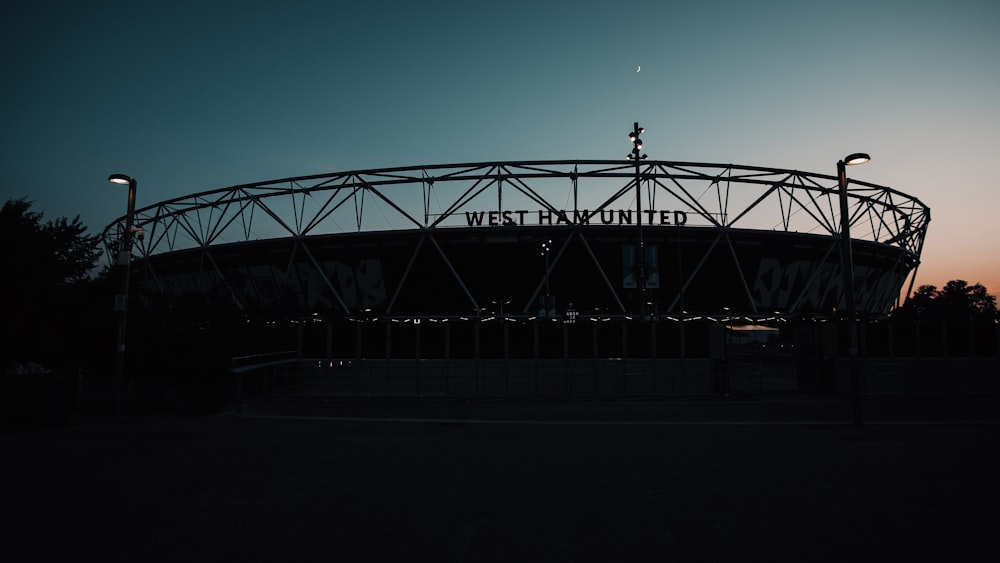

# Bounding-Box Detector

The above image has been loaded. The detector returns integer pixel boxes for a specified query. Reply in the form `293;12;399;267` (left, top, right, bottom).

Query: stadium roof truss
102;160;930;317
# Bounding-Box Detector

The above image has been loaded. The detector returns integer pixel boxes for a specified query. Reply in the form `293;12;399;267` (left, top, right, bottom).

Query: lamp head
108;173;133;185
843;153;871;166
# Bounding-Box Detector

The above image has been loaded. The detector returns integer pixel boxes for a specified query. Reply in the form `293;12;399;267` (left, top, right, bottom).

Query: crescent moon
636;65;641;72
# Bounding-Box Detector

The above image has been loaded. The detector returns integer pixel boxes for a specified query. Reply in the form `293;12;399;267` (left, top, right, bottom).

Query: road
2;397;997;562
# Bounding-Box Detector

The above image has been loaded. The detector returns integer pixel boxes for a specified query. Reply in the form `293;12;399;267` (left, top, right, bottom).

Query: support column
326;320;333;362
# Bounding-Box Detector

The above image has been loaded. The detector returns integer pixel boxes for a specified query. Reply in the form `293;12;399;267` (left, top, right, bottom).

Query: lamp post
627;122;647;319
837;153;870;427
108;173;138;418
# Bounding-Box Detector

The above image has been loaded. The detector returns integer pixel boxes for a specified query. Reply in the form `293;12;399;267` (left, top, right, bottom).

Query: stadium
102;156;931;398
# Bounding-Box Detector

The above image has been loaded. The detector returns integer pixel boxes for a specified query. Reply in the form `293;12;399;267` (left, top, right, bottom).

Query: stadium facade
102;159;931;396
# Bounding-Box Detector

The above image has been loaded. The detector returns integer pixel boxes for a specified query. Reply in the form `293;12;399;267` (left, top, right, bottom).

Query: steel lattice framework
102;160;930;317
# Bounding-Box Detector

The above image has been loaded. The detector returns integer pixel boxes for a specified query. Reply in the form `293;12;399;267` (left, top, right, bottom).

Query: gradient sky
3;0;999;295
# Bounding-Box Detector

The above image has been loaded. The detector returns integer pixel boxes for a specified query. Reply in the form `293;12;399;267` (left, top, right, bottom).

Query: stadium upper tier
102;160;928;259
101;160;929;317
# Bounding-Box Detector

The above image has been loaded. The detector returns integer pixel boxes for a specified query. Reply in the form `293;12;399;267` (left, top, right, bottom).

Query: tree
938;280;997;317
0;197;104;368
0;198;101;287
896;280;997;319
904;284;938;315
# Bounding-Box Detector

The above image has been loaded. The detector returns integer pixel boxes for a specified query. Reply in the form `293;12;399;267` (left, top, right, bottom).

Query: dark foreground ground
2;396;998;562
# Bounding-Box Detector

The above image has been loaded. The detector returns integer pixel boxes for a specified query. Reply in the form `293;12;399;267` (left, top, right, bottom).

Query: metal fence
245;355;798;400
229;319;999;406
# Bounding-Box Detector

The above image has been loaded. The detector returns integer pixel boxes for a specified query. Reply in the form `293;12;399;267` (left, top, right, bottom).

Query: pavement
2;394;998;562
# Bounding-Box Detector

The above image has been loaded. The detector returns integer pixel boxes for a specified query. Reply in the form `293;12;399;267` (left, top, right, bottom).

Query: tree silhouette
897;280;997;319
0;198;103;369
0;198;101;286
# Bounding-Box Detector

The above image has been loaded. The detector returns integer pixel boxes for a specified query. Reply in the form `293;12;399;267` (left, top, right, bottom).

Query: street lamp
837;153;869;427
627;122;648;319
108;173;138;418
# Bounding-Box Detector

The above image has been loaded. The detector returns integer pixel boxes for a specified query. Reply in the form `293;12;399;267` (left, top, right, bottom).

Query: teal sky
3;0;999;293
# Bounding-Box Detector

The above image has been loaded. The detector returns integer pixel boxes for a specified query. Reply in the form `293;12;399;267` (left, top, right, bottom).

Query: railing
233;353;997;405
231;350;298;413
862;357;999;396
262;357;790;400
